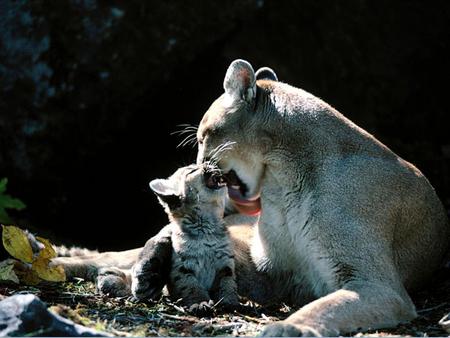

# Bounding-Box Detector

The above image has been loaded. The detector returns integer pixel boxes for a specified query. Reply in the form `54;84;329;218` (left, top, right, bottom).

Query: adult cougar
192;59;449;336
53;59;449;336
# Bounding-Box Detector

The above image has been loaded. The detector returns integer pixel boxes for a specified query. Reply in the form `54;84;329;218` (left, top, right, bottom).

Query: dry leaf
32;256;66;282
0;259;19;283
1;225;66;283
13;260;41;285
19;269;41;285
36;236;57;259
2;225;33;263
32;235;65;282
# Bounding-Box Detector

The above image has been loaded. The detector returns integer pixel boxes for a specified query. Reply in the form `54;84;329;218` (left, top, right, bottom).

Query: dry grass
1;267;449;337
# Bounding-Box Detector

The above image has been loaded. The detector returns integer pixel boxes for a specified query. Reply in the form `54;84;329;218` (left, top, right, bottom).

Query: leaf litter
0;225;449;336
1;225;66;284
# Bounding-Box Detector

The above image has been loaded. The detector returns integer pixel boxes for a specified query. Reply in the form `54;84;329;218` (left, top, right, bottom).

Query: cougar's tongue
228;187;261;216
225;170;261;216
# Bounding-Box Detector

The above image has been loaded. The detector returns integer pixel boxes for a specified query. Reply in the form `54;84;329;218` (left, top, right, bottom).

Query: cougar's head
196;59;278;216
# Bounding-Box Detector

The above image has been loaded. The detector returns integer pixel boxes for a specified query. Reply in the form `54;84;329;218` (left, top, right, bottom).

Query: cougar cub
131;164;239;314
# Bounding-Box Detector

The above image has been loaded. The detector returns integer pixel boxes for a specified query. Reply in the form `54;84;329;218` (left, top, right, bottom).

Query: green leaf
0;178;7;194
0;259;19;284
0;208;12;224
0;194;26;210
0;178;26;223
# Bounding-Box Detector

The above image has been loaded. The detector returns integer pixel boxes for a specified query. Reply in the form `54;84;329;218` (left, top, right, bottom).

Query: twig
159;312;198;323
60;292;95;298
237;314;269;324
417;303;447;314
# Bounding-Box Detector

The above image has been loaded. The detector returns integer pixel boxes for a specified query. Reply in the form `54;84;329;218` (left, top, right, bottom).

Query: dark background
1;0;449;251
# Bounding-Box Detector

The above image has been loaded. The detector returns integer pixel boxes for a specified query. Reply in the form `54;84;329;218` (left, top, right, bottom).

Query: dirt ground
1;265;449;337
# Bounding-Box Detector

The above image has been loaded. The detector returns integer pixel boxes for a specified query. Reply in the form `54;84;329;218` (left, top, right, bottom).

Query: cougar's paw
131;259;165;301
96;267;130;297
187;300;214;317
260;322;320;337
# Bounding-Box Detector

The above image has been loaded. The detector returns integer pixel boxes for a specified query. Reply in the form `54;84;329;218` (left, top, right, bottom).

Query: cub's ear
223;59;256;103
255;67;278;81
149;179;181;209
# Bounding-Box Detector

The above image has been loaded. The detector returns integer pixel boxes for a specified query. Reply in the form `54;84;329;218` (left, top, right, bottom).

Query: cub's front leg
131;225;173;301
215;265;239;310
169;265;213;315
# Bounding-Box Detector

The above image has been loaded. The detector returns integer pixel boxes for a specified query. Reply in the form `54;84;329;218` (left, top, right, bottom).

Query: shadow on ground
1;265;449;336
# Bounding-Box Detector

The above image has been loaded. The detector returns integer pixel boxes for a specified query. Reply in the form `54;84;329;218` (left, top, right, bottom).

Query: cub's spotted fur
131;164;239;313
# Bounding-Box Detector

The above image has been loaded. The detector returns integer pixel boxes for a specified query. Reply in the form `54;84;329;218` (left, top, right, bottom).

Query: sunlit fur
196;59;450;336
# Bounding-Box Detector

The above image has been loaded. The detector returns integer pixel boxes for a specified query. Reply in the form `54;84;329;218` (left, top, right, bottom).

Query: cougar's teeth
231;185;240;189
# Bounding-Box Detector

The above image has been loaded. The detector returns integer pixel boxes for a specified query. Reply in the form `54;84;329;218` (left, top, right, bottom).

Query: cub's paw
215;299;241;313
131;260;165;301
96;267;130;297
187;300;214;317
259;321;320;337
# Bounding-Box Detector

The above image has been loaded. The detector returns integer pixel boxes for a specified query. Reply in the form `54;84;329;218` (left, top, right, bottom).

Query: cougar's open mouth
224;170;261;216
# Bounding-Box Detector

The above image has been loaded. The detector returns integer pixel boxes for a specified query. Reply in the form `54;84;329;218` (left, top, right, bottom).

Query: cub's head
196;59;278;216
149;163;227;223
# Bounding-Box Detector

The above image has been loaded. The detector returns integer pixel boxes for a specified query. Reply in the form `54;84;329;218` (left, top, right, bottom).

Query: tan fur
52;59;449;336
194;59;449;336
51;249;140;295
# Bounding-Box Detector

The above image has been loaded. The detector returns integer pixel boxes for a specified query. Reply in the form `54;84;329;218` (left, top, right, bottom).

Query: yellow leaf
32;256;66;282
11;259;41;285
0;259;19;283
31;235;65;282
1;225;33;263
20;270;41;285
35;236;57;259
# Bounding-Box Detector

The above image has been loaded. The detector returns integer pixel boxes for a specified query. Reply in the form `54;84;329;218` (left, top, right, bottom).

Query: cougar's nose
196;143;207;164
196;153;203;165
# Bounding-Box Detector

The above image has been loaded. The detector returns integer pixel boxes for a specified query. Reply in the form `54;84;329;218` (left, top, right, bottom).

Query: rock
0;294;109;336
440;313;450;334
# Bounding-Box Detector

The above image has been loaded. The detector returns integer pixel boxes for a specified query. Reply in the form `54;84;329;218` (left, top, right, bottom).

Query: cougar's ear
149;179;181;209
255;67;278;81
223;59;256;104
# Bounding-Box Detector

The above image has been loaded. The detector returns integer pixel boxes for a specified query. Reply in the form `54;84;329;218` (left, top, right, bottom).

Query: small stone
0;294;109;336
439;312;450;333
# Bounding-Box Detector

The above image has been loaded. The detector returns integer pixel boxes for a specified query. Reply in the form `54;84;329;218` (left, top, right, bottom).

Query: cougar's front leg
51;248;142;281
260;280;417;337
131;225;173;301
